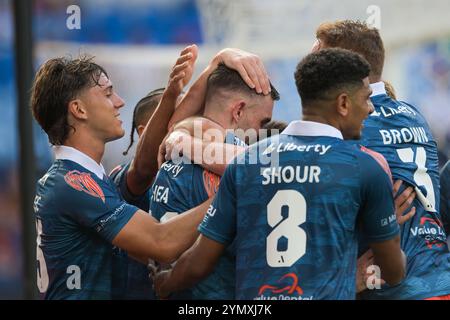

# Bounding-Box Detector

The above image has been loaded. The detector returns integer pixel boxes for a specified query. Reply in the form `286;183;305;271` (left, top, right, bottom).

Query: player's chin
108;127;125;142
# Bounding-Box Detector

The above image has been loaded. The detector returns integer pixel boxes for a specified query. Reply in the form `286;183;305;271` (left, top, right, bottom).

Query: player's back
229;128;398;300
35;160;132;299
149;160;234;299
359;85;450;299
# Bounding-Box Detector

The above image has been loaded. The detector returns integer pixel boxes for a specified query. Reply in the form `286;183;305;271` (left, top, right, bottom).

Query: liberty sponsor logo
262;142;331;156
371;104;417;118
410;216;447;248
161;162;184;178
64;170;105;202
256;273;312;300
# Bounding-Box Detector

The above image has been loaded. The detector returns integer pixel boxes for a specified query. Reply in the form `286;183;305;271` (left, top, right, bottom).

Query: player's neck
302;114;340;132
202;110;228;131
63;134;105;165
369;75;382;84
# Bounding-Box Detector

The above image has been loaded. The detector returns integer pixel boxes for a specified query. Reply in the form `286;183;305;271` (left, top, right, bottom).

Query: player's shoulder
109;162;130;181
52;160;113;205
356;145;392;178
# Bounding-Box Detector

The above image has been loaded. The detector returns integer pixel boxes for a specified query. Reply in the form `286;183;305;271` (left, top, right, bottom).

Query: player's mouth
115;113;122;124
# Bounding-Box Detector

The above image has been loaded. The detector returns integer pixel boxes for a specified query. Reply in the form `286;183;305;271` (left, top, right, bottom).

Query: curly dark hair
294;48;371;106
205;63;280;103
316;20;384;79
31;55;108;145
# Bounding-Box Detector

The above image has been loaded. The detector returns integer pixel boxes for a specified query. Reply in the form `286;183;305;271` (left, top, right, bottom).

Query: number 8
267;190;307;267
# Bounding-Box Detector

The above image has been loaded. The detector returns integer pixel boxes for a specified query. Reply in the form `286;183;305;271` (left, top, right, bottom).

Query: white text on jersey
261;166;321;185
379;127;428;145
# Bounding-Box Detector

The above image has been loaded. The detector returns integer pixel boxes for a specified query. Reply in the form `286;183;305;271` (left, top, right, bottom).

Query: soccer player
31;47;270;299
314;20;450;299
441;161;450;236
154;48;406;300
149;64;280;299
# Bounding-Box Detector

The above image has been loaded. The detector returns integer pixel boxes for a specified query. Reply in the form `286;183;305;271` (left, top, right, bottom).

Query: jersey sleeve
61;170;138;243
440;161;450;235
198;163;237;245
358;150;400;243
109;163;150;212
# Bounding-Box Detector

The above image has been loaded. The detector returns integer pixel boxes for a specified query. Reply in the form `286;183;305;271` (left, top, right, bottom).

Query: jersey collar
370;81;387;97
54;145;106;179
282;120;343;140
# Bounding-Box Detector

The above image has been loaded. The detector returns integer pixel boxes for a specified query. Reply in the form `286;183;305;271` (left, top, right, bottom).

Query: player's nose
114;94;125;109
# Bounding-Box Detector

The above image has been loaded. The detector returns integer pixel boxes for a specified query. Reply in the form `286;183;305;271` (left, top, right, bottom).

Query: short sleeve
109;163;150;212
62;170;138;242
198;163;237;245
358;151;400;242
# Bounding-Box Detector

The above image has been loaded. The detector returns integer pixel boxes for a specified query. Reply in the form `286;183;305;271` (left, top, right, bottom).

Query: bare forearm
168;63;218;128
157;198;213;263
187;140;244;176
127;91;178;195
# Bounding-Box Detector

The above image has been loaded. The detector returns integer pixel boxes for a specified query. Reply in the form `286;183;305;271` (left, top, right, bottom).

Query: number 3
397;147;436;212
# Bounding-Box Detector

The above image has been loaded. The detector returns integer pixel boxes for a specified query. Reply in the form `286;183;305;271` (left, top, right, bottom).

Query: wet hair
316;20;385;79
294;48;371;107
205;63;280;103
122;88;165;156
31;55;107;145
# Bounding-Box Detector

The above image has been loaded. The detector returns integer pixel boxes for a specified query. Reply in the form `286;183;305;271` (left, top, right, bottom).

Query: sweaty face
79;73;125;142
341;77;374;140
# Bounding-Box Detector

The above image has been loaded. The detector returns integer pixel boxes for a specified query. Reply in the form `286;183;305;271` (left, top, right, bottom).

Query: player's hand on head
393;180;416;225
214;48;271;95
164;130;191;162
167;44;198;97
154;269;172;300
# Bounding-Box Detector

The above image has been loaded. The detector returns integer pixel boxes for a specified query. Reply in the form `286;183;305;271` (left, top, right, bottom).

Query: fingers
395;186;414;209
398;206;416;225
233;63;256;90
254;58;271;95
243;60;263;94
393;180;403;196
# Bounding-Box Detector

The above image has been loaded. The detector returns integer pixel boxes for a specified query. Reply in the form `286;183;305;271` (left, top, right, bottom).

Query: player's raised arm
126;45;198;196
161;117;245;175
112;197;212;264
168;48;271;129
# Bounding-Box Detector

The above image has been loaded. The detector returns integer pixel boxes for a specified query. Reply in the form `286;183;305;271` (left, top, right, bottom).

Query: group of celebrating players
31;19;450;300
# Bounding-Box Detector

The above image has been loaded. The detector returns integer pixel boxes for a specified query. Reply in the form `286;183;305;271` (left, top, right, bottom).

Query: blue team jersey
149;134;245;300
34;159;137;299
109;162;154;300
358;86;450;299
199;125;399;300
440;161;450;235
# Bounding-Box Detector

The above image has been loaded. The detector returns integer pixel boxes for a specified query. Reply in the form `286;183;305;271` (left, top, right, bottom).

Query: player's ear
336;92;350;117
231;100;246;123
68;99;88;120
136;124;146;137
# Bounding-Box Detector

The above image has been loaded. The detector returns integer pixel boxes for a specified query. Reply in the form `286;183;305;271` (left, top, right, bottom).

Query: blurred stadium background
1;0;450;299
